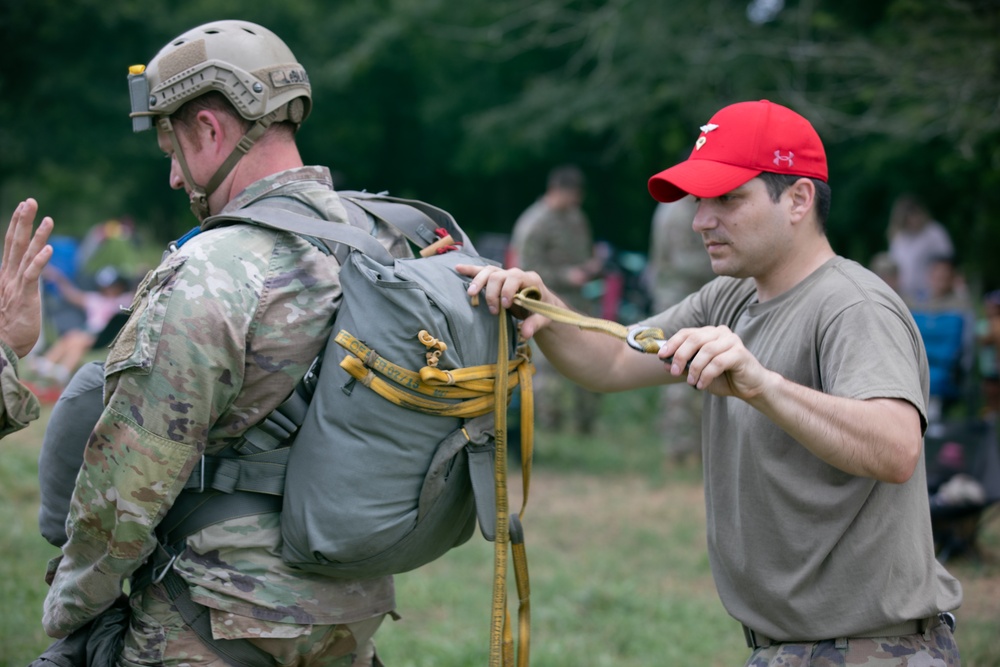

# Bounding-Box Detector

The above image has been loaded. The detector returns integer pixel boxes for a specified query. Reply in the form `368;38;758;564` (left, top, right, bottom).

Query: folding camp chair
924;418;1000;562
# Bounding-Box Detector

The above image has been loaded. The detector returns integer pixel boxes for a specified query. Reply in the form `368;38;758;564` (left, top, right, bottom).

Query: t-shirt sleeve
819;299;928;428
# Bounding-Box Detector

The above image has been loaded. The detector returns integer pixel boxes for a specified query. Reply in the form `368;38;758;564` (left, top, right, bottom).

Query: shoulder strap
205;205;396;265
203;190;477;264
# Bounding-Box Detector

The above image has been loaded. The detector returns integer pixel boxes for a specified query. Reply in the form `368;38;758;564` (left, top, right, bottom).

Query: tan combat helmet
127;20;311;220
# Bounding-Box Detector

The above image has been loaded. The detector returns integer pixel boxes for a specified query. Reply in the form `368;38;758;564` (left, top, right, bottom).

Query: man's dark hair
172;92;252;134
547;165;585;192
757;172;831;230
171;91;295;143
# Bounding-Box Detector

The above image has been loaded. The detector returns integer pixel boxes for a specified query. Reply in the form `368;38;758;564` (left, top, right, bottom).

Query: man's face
549;187;582;211
691;177;792;280
928;260;955;298
158;125;192;194
155;118;223;215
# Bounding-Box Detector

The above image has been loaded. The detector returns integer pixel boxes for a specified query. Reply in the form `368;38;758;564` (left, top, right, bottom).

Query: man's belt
743;613;956;650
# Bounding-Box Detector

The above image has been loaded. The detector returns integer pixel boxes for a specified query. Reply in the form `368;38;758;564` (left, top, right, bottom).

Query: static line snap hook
625;328;666;353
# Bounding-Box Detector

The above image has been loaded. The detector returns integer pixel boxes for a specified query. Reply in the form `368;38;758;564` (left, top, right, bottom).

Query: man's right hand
456;264;558;340
0;199;54;357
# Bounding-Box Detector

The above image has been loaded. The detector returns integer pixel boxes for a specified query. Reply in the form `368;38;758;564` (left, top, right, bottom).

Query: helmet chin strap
157;113;277;222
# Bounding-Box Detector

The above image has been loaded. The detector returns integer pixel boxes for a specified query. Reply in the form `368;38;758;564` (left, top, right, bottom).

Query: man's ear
193;109;227;154
787;178;816;224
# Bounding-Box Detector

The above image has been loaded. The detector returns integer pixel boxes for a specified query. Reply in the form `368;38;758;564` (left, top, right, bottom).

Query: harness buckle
301;356;322;399
195;455;206;493
939;611;957;633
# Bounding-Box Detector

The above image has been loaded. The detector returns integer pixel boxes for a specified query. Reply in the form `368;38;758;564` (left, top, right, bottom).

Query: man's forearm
747;370;922;483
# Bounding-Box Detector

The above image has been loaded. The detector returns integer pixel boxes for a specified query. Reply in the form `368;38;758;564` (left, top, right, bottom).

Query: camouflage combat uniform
43;167;410;666
0;340;40;437
745;623;960;667
509;200;600;433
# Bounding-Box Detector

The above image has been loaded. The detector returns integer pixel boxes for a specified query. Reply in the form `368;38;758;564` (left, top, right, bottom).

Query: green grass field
2;388;998;666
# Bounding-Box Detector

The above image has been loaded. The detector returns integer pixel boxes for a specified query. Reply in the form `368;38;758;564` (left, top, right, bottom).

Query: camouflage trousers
744;623;960;667
118;582;387;667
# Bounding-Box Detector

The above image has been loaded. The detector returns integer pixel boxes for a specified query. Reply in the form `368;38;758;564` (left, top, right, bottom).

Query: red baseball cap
648;100;828;203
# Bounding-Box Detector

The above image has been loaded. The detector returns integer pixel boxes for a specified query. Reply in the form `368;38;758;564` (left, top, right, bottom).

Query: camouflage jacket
43;167;410;638
0;341;40;437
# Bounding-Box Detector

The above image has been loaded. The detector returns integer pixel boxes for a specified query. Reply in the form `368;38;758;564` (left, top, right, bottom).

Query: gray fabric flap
464;414;498;541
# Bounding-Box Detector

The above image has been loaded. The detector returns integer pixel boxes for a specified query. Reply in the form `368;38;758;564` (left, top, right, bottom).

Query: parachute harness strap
513;287;666;354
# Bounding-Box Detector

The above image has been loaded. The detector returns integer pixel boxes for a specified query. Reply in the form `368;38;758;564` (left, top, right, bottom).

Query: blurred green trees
2;0;997;287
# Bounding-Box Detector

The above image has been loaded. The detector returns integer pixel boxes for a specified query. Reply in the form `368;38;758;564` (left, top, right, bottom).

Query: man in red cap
459;100;962;665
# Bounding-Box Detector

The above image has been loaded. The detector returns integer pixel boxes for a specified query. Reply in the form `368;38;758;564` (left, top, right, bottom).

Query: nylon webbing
488;305;532;667
512;288;666;353
159;489;283;547
160;568;276;667
205;205;396;265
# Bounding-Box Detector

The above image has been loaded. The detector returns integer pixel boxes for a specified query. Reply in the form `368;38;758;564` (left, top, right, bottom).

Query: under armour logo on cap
773;150;794;168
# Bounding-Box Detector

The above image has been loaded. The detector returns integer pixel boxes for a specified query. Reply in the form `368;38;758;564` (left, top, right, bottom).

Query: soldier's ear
190;109;231;155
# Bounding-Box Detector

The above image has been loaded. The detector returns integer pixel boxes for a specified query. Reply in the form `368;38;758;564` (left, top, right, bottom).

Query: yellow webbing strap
336;330;529;399
490;312;533;667
510;515;531;667
512;287;665;353
340;355;518;417
334;312;534;666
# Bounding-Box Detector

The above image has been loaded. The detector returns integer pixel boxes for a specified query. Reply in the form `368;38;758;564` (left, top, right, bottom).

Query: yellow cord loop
513;288;666;353
419;329;448;367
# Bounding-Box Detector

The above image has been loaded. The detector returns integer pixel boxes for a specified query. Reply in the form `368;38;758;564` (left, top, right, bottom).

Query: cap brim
648;160;762;203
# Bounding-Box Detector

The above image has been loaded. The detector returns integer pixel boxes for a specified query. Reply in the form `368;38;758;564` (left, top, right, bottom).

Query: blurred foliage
1;0;998;288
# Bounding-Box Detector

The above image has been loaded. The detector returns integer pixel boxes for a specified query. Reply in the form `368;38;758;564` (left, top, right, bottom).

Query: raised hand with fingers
0;199;55;357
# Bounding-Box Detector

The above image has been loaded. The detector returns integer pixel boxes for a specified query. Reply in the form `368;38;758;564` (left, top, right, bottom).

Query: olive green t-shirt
641;256;962;640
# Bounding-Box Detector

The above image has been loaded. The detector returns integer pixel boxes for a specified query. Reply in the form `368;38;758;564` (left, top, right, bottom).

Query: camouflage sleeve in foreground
42;228;275;637
0;340;40;437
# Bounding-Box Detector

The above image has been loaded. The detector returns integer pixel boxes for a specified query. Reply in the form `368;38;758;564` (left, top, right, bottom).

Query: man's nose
692;202;715;232
169;159;185;191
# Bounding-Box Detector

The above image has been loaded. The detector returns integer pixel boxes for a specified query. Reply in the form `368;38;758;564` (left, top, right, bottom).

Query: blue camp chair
911;310;971;420
42;235;86;337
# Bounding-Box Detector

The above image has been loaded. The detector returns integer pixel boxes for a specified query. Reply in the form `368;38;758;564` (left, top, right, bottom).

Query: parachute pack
39;191;536;667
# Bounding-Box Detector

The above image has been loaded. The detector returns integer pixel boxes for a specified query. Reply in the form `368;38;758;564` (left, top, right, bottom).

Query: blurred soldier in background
509;165;604;433
646;195;715;466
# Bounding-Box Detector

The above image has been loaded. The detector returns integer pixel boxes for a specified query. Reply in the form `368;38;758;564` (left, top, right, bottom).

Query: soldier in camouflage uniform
42;21;411;666
0;198;53;436
646;195;715;466
461;101;962;666
509;165;604;433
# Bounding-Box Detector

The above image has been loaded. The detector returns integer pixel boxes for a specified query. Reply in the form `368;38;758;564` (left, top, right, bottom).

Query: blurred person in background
887;194;953;303
646;195;715;467
907;254;976;423
509;164;604;433
31;264;133;386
